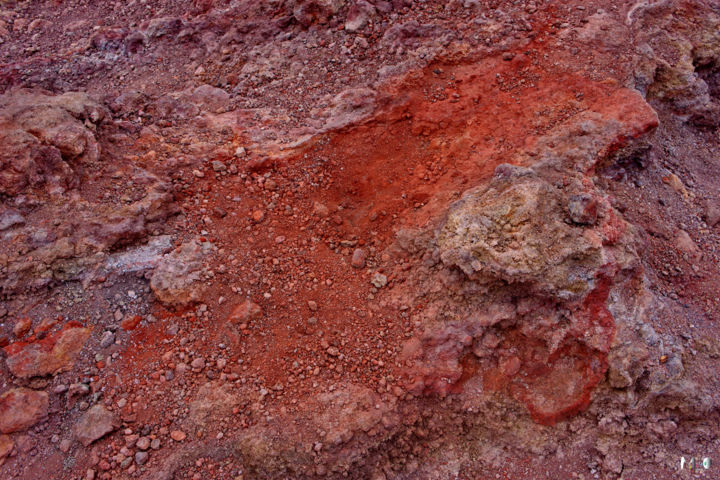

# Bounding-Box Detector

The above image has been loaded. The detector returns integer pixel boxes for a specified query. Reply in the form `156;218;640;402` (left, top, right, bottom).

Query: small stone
124;434;139;448
313;202;330;217
191;357;206;369
136;437;150;450
502;52;515;61
170;430;186;441
58;438;72;453
662;173;688;196
252;210;265;222
351;248;367;268
74;405;118;446
192;169;205;178
235;146;246;157
53;384;68;394
307;300;318;311
150;438;161;450
500;356;521;377
264;179;277;191
211;160;226;172
704;202;720;227
676;230;699;256
150;241;208;307
68;383;90;398
228;300;262;324
135;451;149;466
100;331;115;348
13;317;31;338
371;273;387;288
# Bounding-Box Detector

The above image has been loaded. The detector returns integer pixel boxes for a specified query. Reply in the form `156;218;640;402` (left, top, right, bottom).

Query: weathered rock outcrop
633;1;720;125
402;90;660;424
0;89;104;196
0;90;178;294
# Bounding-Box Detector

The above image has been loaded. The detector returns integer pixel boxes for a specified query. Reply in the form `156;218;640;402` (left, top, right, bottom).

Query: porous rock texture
0;1;719;480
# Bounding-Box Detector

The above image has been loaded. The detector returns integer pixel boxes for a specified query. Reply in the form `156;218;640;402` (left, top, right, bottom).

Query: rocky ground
0;0;719;479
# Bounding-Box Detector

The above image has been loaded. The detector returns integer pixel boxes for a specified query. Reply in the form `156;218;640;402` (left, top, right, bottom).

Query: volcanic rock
0;88;177;295
351;248;367;268
0;388;48;433
74;405;119;446
345;0;376;32
0;89;103;196
0;435;12;464
150;240;209;306
5;325;91;378
227;300;262;324
408;96;655;422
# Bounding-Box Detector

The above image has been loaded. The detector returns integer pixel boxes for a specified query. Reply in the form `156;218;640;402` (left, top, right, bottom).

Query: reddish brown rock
0;434;13;464
351;248;367;269
12;317;31;338
0;89;104;196
227;300;262;324
676;229;700;257
120;315;142;331
4;324;91;378
74;405;119;446
150;240;208;307
0;388;48;433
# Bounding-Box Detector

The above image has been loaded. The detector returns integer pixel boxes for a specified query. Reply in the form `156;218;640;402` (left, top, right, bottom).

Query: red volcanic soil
1;1;719;480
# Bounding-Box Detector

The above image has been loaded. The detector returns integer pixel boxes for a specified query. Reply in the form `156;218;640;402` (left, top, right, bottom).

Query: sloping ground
0;1;719;479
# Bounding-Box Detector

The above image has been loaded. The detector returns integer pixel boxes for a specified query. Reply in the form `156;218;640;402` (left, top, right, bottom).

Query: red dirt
2;1;720;479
